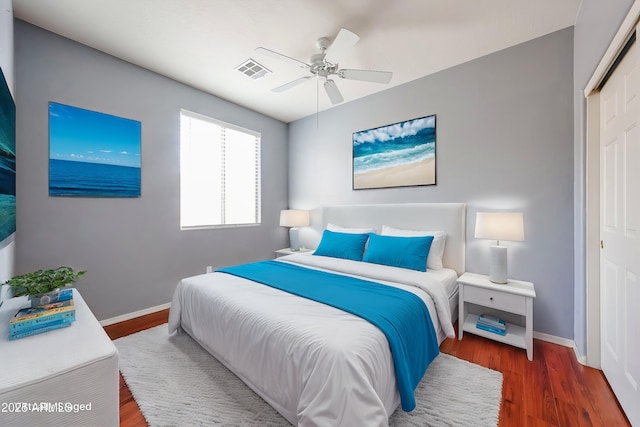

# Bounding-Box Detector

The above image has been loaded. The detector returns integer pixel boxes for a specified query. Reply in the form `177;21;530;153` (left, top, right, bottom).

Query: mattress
169;253;456;426
426;267;458;300
0;290;119;427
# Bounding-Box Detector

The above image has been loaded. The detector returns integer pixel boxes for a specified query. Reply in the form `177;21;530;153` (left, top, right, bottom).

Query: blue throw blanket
217;259;439;411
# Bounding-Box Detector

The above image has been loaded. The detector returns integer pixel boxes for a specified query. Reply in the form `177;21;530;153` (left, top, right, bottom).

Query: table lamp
280;209;310;251
475;212;524;284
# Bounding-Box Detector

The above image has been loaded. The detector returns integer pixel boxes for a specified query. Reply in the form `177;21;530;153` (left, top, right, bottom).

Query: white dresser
0;289;119;426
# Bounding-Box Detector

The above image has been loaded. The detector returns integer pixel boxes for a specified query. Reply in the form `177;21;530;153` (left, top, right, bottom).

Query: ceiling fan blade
324;28;360;65
255;47;309;69
339;69;393;84
272;76;313;92
324;79;344;104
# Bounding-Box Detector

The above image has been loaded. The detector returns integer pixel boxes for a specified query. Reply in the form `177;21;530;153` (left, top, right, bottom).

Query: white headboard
298;203;466;276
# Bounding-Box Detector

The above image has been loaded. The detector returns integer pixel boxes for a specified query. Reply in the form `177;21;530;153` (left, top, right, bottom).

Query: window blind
180;110;261;229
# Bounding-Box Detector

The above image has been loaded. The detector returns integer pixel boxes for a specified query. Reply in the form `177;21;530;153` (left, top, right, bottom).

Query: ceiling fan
256;28;393;105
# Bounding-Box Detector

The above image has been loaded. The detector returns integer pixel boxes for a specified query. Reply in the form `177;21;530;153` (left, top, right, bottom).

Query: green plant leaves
3;267;86;296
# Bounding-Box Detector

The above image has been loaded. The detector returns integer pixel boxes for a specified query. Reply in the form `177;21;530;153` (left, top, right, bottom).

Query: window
180;110;261;229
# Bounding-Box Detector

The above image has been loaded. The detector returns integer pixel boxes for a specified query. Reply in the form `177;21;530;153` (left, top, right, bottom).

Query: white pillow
380;225;446;270
326;223;376;234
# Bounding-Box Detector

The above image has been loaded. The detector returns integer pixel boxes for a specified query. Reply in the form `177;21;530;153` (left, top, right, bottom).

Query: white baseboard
572;343;590;366
99;302;171;327
533;330;575;348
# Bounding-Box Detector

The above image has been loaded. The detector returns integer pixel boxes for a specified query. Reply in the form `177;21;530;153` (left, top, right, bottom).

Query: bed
168;203;466;426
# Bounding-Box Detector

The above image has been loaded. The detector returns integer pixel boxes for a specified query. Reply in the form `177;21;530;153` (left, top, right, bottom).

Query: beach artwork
352;115;436;190
0;67;16;242
49;102;141;197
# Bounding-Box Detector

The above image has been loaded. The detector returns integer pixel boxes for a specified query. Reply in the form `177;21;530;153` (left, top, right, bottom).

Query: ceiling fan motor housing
309;53;337;77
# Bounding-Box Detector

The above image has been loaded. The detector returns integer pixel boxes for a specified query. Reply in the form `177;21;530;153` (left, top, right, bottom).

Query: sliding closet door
599;33;640;426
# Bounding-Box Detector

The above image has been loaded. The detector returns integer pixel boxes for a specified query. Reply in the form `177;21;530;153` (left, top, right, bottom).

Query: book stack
9;289;76;340
476;314;507;336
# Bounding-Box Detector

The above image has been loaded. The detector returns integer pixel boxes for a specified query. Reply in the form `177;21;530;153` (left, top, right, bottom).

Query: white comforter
168;254;455;427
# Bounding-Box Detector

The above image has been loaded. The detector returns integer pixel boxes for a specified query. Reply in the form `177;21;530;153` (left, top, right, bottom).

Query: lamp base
289;227;301;251
489;245;508;284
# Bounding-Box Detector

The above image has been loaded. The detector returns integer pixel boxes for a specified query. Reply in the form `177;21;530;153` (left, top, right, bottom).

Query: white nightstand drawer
464;285;526;314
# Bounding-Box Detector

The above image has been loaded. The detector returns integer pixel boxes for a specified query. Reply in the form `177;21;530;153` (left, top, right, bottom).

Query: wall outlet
206;266;213;274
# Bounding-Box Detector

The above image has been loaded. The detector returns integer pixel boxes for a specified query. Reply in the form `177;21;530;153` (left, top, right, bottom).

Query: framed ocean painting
49;102;141;197
352;115;436;190
0;67;16;243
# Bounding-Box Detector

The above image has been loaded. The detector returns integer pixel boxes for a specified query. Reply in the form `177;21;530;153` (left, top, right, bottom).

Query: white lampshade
280;209;309;251
279;210;310;228
475;212;524;284
475;212;524;243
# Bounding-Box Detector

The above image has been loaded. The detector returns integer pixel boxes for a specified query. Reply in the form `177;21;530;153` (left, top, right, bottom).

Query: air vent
236;59;271;80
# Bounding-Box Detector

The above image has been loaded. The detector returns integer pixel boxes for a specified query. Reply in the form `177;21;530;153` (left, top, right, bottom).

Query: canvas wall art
0;67;16;243
352;115;436;190
49;102;141;197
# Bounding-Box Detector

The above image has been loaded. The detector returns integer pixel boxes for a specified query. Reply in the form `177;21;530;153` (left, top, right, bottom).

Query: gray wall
289;28;574;338
572;0;634;356
14;21;289;320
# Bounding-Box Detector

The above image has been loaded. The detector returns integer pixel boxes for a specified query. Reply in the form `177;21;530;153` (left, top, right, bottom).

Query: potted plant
4;266;86;306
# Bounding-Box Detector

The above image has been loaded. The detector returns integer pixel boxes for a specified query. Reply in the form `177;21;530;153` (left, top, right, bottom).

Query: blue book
10;310;76;331
476;322;507;336
476;318;506;330
9;321;72;340
10;317;75;334
478;314;506;327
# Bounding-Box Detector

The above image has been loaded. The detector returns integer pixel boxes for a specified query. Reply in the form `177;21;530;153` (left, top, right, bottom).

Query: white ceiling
13;0;581;123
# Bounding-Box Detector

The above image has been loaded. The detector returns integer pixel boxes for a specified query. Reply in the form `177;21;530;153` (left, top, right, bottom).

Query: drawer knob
489;297;493;301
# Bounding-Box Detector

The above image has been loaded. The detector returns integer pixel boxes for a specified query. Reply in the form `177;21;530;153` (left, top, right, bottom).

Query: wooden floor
105;309;630;427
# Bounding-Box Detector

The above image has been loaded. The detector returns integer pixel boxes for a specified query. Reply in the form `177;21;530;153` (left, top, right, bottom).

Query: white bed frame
299;203;466;275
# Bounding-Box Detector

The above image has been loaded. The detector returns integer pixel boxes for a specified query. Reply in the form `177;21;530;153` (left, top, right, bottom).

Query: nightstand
457;272;536;360
275;247;312;258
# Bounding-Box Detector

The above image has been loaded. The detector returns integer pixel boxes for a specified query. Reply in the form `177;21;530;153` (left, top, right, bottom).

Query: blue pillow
313;230;370;261
363;234;434;272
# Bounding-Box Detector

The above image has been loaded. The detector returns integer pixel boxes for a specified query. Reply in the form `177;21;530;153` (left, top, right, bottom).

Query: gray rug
115;325;502;426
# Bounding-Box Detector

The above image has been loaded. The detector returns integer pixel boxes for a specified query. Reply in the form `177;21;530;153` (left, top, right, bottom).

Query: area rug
115;325;502;426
